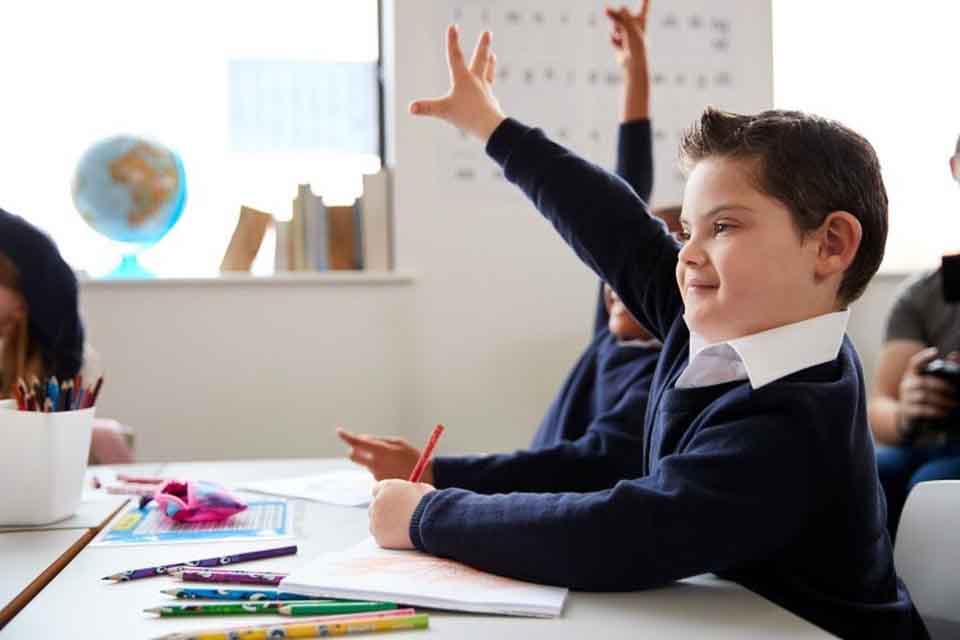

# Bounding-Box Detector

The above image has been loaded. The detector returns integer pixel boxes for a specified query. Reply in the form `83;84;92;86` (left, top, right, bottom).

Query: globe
72;135;187;278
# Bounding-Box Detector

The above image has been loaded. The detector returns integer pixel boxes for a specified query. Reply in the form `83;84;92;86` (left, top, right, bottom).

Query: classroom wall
79;265;912;463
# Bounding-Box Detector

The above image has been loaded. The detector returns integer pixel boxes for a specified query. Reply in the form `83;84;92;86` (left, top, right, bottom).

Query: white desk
0;463;164;630
2;459;834;639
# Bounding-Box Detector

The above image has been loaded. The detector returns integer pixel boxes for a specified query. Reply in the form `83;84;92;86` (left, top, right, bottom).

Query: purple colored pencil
101;544;297;582
173;568;288;586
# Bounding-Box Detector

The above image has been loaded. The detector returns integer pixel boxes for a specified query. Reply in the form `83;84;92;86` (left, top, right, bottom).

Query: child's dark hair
679;108;888;305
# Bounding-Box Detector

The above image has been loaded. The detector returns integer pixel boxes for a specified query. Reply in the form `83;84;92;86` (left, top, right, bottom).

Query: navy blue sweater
431;120;659;492
411;119;927;639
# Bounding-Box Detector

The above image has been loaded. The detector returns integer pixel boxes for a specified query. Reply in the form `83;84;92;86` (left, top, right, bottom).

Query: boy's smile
677;157;834;344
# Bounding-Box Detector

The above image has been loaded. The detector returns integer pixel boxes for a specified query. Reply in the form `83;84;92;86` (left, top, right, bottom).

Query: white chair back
894;480;960;639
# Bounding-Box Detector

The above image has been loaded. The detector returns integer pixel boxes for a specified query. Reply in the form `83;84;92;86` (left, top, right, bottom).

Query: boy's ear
814;211;862;280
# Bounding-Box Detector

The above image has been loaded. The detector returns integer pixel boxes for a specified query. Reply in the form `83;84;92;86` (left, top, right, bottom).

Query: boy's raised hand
409;26;506;143
369;479;435;549
336;427;434;483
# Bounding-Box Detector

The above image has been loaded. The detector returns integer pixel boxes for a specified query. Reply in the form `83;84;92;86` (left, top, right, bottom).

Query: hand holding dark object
900;347;960;436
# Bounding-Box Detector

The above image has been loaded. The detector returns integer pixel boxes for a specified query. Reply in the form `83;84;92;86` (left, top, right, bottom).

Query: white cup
0;400;95;525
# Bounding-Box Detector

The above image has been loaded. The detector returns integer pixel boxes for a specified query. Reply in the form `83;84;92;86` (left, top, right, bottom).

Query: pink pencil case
149;480;247;523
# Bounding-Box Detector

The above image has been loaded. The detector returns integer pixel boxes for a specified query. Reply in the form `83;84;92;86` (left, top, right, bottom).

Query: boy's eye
714;222;731;234
675;230;691;243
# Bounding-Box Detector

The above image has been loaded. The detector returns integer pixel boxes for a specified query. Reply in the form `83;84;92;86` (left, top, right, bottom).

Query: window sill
78;271;414;288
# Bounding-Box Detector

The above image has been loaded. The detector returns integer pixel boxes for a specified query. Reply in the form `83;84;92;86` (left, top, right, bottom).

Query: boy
368;9;927;640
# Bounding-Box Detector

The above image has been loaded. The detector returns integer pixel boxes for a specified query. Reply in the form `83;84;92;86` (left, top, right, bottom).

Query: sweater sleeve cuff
485;117;534;169
617;119;652;152
408;493;433;552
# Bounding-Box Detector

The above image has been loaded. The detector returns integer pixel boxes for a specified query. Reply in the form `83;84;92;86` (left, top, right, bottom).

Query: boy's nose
677;236;707;266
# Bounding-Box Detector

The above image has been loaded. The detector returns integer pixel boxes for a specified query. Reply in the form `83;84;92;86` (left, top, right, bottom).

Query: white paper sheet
239;470;374;507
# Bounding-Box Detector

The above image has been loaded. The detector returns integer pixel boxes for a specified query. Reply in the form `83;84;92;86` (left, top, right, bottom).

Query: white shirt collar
677;310;850;390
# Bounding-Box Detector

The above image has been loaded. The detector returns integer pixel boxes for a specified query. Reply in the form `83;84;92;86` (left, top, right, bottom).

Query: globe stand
108;253;154;279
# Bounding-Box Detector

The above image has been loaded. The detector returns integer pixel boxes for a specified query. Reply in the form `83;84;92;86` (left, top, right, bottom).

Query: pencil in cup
150;611;428;640
101;544;297;582
408;424;445;482
174;568;288;586
161;588;319;601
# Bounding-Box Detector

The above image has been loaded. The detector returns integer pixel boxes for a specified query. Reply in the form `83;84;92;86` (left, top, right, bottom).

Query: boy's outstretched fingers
485;52;497;84
445;24;468;79
468;30;491;76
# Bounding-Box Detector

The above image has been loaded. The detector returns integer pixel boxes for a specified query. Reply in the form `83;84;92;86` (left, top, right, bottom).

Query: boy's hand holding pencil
369;479;435;550
367;425;444;550
409;26;506;143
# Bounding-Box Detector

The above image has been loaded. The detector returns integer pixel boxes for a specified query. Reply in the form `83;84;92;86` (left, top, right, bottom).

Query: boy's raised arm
411;25;682;341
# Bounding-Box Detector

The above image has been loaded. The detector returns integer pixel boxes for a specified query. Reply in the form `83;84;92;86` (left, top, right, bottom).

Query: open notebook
280;538;568;617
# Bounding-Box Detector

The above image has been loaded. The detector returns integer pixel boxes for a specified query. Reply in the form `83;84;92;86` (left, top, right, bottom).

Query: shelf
78;271;414;288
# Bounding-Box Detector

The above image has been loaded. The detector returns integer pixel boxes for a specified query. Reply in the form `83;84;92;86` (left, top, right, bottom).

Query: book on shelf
359;168;394;271
221;206;272;272
301;185;328;271
289;185;308;271
327;204;360;270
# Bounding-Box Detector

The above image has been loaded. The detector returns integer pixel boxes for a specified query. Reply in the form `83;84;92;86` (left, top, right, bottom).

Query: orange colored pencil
408;424;445;482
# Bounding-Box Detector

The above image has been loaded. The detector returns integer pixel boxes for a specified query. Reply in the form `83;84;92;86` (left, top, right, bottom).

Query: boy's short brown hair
679;108;887;305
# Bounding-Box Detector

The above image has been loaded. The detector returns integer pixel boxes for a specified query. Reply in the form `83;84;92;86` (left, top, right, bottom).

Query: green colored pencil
144;601;331;617
278;601;398;616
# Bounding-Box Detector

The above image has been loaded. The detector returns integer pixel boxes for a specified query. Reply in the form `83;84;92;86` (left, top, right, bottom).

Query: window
772;0;960;272
0;0;380;277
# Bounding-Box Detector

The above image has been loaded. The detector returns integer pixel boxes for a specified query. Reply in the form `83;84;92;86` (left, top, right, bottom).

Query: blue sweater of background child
411;119;927;640
430;120;660;491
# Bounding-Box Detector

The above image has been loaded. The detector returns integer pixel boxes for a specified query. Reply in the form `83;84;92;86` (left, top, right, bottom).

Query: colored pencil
278;602;397;617
101;544;298;582
145;601;333;617
14;379;27;410
161;588;321;602
150;611;428;640
174;568;289;586
46;377;59;411
104;484;157;497
408;424;445;482
116;474;167;484
149;609;417;640
73;374;82;409
86;375;104;408
30;375;43;407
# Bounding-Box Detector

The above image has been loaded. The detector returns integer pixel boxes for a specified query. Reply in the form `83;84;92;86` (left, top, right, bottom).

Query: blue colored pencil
46;377;59;411
161;588;319;602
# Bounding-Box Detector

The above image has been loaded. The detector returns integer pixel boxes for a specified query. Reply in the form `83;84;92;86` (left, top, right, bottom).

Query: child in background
366;8;927;640
338;1;676;487
0;207;85;393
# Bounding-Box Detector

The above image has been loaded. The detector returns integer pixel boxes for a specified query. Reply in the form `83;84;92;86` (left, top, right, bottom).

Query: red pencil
408;424;445;482
12;381;26;410
84;375;103;408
